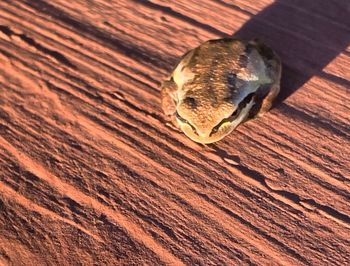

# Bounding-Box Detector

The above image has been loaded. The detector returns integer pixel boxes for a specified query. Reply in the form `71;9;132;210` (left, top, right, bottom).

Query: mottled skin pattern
161;38;281;144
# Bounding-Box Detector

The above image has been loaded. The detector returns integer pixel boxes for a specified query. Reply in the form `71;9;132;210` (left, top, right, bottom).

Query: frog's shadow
231;0;350;107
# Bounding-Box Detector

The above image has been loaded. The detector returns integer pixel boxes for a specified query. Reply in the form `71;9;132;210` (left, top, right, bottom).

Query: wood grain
0;0;349;265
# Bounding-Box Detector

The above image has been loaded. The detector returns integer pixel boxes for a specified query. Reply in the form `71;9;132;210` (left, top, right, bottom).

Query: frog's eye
229;92;255;119
210;92;255;137
175;111;198;135
230;109;239;119
239;93;254;109
227;92;255;120
210;108;242;137
210;115;235;137
175;111;189;124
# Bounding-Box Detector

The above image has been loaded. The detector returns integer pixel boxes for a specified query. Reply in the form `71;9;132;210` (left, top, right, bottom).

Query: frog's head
175;88;256;144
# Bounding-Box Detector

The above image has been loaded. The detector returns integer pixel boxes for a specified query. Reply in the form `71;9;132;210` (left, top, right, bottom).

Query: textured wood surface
0;0;349;265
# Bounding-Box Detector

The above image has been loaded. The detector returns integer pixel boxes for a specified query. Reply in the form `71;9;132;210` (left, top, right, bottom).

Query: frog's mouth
176;93;256;144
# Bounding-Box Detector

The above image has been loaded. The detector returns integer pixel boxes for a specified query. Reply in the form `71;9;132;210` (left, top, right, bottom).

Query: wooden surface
0;0;349;265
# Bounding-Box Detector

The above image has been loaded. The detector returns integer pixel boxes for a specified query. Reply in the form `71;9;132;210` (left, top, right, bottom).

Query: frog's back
187;39;248;87
180;39;252;107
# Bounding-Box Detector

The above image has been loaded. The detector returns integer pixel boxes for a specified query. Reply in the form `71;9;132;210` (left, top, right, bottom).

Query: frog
160;38;281;144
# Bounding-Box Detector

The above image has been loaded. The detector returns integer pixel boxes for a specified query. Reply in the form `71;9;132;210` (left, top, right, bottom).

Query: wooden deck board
0;0;349;265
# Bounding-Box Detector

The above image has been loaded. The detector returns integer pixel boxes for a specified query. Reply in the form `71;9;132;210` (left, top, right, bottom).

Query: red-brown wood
0;0;349;265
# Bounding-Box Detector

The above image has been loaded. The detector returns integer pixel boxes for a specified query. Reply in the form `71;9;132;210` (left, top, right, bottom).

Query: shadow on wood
232;0;350;105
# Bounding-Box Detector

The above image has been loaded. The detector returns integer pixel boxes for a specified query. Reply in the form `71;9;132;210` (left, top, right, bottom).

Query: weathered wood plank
0;0;349;265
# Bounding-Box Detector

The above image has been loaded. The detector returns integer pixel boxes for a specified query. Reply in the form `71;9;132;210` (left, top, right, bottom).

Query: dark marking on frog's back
239;53;249;69
227;72;237;87
183;97;197;109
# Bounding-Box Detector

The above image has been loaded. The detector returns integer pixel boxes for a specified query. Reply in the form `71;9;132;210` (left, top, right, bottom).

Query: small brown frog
161;38;281;144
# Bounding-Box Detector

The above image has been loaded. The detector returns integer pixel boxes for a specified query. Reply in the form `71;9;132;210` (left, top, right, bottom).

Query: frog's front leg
160;78;180;128
252;40;282;116
258;81;280;116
